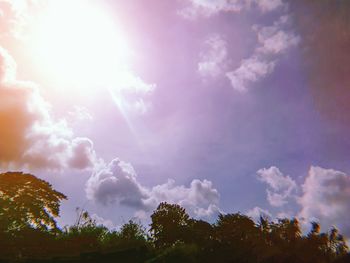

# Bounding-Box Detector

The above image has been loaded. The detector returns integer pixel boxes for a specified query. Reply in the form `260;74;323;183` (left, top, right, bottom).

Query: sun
27;0;131;88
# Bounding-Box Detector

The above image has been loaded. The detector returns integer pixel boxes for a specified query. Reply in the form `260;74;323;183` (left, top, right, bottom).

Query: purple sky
1;0;350;236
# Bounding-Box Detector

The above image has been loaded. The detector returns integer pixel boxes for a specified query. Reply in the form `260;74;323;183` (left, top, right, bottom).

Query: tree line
0;171;349;262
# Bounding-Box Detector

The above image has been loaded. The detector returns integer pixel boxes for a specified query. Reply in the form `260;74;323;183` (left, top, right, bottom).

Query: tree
150;202;190;248
61;209;108;255
329;227;349;258
215;213;258;244
0;171;67;232
214;213;261;262
120;220;147;241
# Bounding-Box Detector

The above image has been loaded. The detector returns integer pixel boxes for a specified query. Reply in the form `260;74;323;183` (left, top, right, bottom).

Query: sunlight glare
28;0;131;88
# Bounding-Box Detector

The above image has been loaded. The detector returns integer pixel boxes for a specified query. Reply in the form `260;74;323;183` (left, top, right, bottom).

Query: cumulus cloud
145;178;221;218
68;106;93;122
0;0;41;38
180;0;245;18
0;46;96;170
184;0;298;91
0;46;16;81
298;166;350;236
256;165;350;236
246;206;272;221
254;17;300;55
227;15;300;92
86;159;148;207
86;158;221;218
255;0;284;13
226;56;275;92
180;0;285;18
198;34;228;78
109;72;155;116
91;213;116;230
257;166;297;207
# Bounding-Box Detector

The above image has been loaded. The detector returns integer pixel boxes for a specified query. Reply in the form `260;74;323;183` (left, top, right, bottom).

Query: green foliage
0;171;67;232
120;220;147;241
150;202;191;248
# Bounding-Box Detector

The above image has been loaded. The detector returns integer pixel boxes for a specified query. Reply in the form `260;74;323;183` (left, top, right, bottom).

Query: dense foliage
0;172;349;262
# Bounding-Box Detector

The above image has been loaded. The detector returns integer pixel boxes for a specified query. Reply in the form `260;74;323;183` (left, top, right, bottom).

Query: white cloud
180;0;285;19
109;72;155;116
0;46;96;170
86;158;221;219
0;46;16;82
257;166;297;207
255;17;300;55
255;165;350;236
198;34;228;78
179;0;245;19
255;0;284;13
145;178;221;217
0;0;40;38
226;56;275;92
226;15;299;92
68;106;93;122
246;206;272;221
91;213;116;230
183;0;297;92
298;166;350;236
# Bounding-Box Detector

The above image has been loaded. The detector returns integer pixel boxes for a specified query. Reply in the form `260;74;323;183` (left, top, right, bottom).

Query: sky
1;0;350;236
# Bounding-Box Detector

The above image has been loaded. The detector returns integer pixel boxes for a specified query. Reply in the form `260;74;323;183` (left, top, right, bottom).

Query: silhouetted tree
214;213;261;262
0;172;67;232
0;172;66;260
329;227;349;258
150;202;190;248
1;174;349;262
120;220;147;241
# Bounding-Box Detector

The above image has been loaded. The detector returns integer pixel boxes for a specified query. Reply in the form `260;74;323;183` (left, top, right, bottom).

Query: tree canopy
0;171;349;262
0;171;67;232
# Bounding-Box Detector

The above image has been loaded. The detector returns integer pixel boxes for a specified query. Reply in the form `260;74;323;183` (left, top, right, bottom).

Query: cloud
0;46;16;81
246;206;272;221
255;0;284;13
145;178;221;218
254;16;300;55
298;166;350;236
86;158;221;218
179;0;245;19
109;72;155;116
226;15;299;92
198;34;228;78
0;0;39;38
91;213;116;230
256;165;350;236
86;159;148;207
257;166;297;207
68;106;93;122
226;56;275;92
183;0;298;92
67;138;96;170
0;46;96;170
180;0;285;19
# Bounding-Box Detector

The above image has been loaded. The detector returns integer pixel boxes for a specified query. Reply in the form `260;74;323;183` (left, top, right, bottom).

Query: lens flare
27;0;131;88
